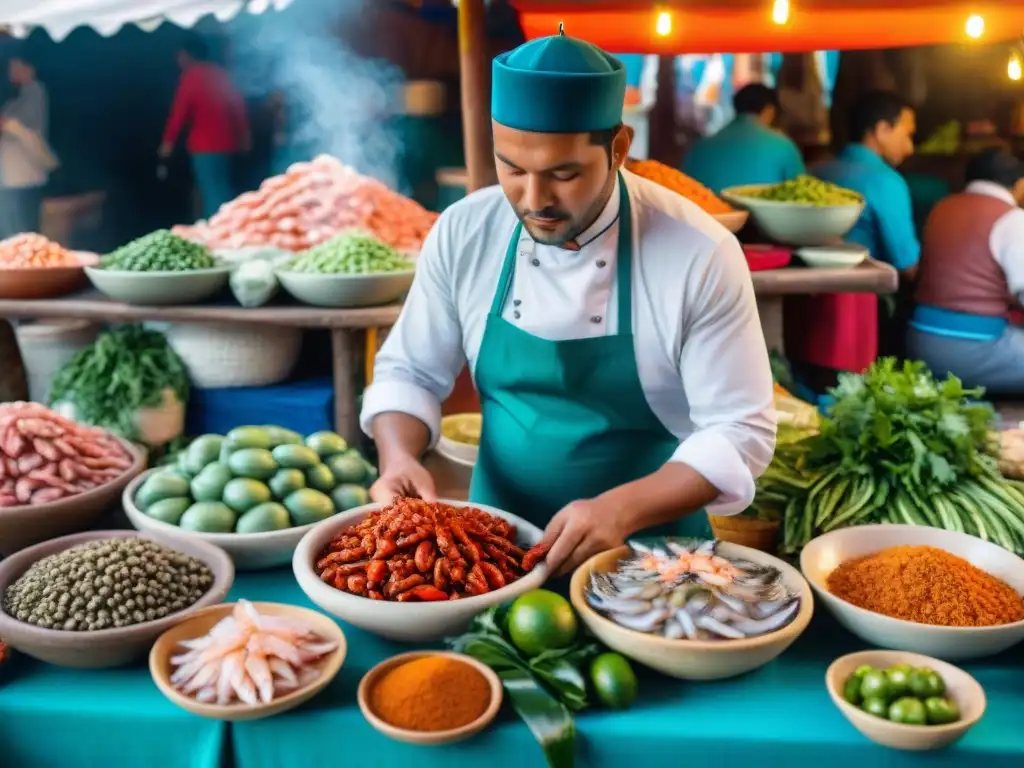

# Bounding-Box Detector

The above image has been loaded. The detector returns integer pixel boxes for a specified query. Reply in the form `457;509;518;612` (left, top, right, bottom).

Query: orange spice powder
826;545;1024;627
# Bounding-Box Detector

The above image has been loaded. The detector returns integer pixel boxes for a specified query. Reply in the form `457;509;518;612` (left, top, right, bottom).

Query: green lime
859;670;890;701
506;590;578;658
842;674;863;705
590;653;638;709
888;696;928;725
908;667;946;699
885;666;911;699
852;664;875;680
924;696;959;725
862;697;889;718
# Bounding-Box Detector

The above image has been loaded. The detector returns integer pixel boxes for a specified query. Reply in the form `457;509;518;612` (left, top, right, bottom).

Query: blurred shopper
682;83;805;195
0;54;57;237
160;36;250;219
907;148;1024;393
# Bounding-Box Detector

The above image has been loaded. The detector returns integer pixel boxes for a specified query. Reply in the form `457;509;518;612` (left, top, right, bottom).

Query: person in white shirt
362;29;776;576
909;148;1024;393
0;54;56;237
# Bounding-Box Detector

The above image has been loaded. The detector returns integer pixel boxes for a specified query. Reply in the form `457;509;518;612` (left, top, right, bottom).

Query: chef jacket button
531;258;540;266
513;299;521;306
514;310;521;319
596;260;607;268
590;315;602;324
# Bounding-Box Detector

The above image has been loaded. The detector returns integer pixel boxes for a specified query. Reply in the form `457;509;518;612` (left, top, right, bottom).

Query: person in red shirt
159;37;250;219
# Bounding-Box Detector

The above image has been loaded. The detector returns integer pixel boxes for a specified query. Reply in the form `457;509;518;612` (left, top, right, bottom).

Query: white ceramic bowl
722;184;864;246
275;269;415;308
293;499;548;642
801;524;1024;660
436;414;480;467
826;650;986;751
571;542;814;680
123;469;323;571
85;265;232;305
796;244;869;269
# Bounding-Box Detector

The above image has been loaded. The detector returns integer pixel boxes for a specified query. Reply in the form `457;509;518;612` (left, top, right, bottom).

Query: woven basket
708;514;780;553
158;322;301;389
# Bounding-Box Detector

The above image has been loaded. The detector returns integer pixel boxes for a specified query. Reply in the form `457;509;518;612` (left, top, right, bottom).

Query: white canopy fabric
0;0;294;41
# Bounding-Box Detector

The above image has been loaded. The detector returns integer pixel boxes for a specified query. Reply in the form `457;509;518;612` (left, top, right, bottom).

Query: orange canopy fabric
512;1;1024;53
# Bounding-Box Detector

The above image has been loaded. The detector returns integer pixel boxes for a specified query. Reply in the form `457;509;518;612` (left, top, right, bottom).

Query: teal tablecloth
1;569;1022;768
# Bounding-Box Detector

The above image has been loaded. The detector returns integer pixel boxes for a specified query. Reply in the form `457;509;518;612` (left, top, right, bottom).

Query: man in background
160;36;250;220
908;148;1024;393
0;54;57;237
786;90;919;389
682;83;805;194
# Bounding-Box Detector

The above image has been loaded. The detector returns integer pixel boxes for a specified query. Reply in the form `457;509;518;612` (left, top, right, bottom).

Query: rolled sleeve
669;237;777;515
358;214;466;447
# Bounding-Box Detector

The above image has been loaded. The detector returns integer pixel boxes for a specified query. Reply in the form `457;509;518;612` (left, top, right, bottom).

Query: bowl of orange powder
0;233;97;299
801;524;1024;660
358;651;502;745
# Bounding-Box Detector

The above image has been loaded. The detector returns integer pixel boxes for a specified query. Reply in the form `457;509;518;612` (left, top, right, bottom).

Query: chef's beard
518;170;617;247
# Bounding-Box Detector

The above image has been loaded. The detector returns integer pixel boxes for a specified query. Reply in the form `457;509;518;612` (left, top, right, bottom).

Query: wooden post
458;0;497;191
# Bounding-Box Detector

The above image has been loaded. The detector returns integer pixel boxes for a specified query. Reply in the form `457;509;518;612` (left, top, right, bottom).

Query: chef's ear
613;124;633;167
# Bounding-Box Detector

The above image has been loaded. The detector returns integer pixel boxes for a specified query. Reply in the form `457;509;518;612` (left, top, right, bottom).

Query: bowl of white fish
150;600;346;721
570;538;813;680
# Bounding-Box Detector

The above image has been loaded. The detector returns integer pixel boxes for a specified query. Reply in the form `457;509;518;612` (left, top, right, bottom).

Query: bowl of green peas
86;230;233;306
826;650;986;752
275;231;416;308
722;175;865;247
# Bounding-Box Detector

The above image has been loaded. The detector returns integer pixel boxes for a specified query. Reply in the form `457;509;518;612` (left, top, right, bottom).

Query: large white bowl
275;269;415;308
85;265;232;305
570;542;814;680
123;469;323;571
722;184;864;246
293;499;548;642
801;524;1024;660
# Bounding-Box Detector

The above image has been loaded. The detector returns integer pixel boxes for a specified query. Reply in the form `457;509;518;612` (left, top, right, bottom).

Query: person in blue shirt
813;90;920;280
682;84;805;194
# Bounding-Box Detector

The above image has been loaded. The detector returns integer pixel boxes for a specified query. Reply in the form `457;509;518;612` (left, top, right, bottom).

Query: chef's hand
157;142;172;159
369;455;437;504
536;497;630;578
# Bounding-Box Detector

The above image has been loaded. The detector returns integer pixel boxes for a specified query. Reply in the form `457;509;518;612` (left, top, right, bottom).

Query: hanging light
965;14;985;39
655;9;672;37
1010;51;1023;82
772;0;790;25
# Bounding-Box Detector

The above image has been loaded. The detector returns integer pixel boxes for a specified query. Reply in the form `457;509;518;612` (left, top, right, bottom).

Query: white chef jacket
361;169;777;515
965;180;1024;305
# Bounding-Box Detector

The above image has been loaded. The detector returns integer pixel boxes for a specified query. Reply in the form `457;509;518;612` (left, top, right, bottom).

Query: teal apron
469;173;709;538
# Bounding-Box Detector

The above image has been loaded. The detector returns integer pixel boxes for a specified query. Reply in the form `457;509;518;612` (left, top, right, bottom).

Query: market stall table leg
330;328;360;443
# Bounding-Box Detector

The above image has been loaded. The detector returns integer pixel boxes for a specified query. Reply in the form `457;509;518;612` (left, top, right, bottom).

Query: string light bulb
772;0;790;25
966;14;985;39
655;10;672;37
1010;51;1023;82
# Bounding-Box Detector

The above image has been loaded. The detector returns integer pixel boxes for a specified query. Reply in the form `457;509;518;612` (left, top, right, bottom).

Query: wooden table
0;290;403;443
752;260;899;352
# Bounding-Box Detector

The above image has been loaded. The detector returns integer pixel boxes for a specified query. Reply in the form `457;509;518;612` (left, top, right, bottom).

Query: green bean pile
284;232;414;275
102;230;216;272
747;175;863;206
49;325;190;442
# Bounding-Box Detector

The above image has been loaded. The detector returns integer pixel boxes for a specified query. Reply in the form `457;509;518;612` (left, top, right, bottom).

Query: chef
362;29;776;576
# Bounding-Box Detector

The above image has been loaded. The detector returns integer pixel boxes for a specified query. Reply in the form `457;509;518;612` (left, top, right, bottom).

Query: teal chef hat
492;26;626;133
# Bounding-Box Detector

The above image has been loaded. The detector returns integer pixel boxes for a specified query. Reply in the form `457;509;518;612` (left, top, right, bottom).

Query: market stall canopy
0;0;294;41
511;0;1024;53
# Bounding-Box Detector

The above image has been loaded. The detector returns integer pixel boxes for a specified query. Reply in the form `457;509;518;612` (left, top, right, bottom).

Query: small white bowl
292;500;548;642
436;414;480;467
796;244;869;269
85;265;232;306
826;650;986;751
275;269;415;308
358;651;502;744
123;469;323;571
801;524;1024;660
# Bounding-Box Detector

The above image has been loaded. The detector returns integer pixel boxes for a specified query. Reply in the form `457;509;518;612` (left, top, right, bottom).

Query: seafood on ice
585;538;801;641
169;601;338;706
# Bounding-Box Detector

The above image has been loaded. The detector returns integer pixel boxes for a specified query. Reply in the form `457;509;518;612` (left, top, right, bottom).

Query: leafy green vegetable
49;324;189;443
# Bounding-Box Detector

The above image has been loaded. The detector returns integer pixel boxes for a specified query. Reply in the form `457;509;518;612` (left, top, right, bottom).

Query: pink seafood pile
0;402;134;507
170;600;339;706
174;155;438;254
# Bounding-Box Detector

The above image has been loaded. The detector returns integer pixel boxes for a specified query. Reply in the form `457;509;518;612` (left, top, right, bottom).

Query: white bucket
14;319;100;404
